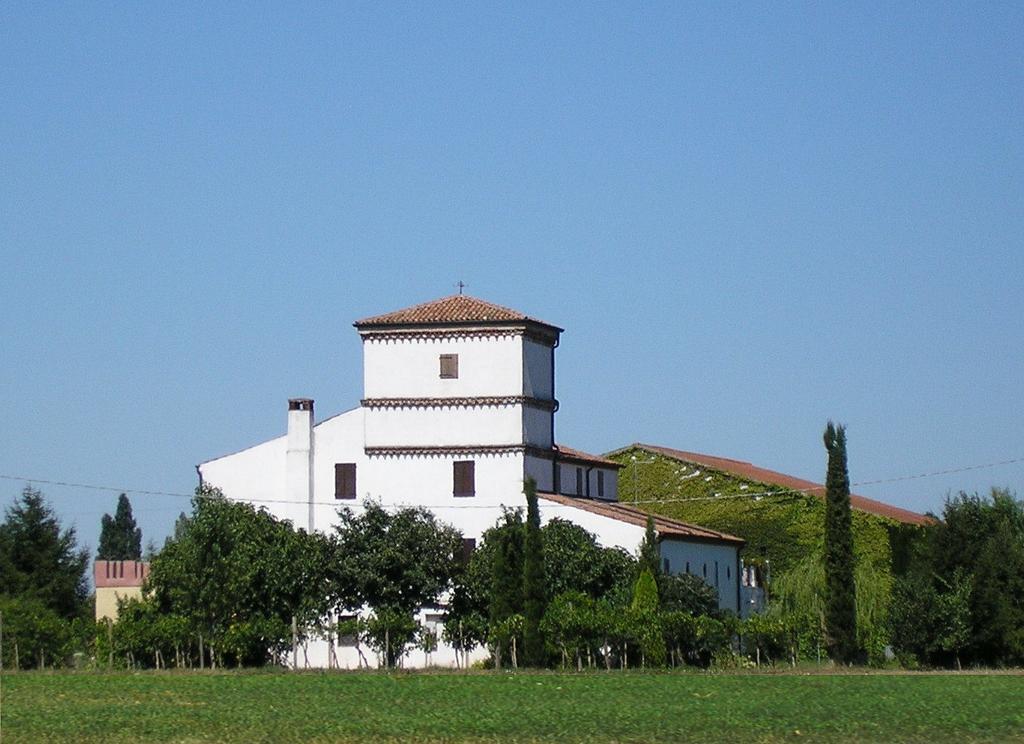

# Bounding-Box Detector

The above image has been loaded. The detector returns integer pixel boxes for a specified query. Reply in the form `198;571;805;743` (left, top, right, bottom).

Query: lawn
2;669;1023;743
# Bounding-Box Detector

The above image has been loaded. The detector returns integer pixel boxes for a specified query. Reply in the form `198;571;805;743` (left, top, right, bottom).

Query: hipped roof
355;294;562;333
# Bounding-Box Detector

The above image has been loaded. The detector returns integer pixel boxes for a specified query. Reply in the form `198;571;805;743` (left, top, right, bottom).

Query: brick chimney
287;398;314;531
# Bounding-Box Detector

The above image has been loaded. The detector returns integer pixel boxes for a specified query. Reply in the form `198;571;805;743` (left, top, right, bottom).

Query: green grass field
2;669;1023;743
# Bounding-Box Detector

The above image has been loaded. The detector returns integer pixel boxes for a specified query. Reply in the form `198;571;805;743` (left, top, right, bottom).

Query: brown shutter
335;463;356;499
440;354;459;379
453;460;475;497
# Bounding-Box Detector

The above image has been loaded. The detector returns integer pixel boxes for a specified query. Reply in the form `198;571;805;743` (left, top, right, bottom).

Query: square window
439;354;459;379
336;614;359;646
335;463;356;500
453;460;475;497
424;613;445;633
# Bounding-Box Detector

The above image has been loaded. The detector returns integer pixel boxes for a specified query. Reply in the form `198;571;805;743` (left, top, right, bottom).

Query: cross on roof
456;280;467;295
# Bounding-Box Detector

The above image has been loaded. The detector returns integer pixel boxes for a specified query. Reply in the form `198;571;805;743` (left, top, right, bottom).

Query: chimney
287;398;315;531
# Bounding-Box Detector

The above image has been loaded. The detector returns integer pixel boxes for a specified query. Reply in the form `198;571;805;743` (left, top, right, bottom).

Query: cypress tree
823;422;858;663
522;477;547;666
638;514;661;578
489;510;524;627
97;493;143;560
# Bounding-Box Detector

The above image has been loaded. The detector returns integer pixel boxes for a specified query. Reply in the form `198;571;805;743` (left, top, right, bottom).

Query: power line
851;457;1024;487
1;452;1021;513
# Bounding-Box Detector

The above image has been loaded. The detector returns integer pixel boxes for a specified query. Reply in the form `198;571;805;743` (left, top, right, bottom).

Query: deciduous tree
147;485;331;666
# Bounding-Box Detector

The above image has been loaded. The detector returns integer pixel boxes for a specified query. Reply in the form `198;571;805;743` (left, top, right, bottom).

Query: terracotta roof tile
355;294;562;331
612;443;932;526
539;491;745;544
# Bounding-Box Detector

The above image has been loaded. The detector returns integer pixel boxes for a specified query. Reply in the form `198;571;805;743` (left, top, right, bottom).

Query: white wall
522;406;553;448
286;607;490;670
200;435;307;528
522;338;553;400
307;410;530;540
553;463;617;500
363;335;524;399
364;405;526;449
538;496;646;552
659;539;741;613
525;454;555;492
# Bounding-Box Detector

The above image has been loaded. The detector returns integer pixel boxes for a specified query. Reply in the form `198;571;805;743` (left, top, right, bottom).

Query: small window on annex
336;614;359;646
439;354;459;379
597;470;605;498
335;463;356;500
453;460;475;497
575;467;584;496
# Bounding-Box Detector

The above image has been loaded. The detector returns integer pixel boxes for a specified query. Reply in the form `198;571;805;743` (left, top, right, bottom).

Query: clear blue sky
2;2;1022;555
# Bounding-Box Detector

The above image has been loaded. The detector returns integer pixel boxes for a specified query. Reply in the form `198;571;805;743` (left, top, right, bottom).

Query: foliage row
2;478;1023;670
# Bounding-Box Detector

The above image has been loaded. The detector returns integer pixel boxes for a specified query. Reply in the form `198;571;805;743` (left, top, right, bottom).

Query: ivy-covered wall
608;447;906;578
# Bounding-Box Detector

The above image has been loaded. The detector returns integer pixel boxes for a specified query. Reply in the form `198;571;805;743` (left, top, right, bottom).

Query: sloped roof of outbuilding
539;491;746;545
354;294;562;332
608;443;932;526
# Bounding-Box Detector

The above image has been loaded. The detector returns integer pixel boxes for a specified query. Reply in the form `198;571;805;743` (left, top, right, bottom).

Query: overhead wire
1;453;1022;512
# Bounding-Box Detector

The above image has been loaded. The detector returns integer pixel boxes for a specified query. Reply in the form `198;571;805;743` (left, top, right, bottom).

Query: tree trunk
511;637;518;670
199;632;205;670
107;619;114;667
956;653;962;672
291;616;298;671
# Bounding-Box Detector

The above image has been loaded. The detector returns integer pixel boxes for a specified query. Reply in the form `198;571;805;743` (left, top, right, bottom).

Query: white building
199;294;744;667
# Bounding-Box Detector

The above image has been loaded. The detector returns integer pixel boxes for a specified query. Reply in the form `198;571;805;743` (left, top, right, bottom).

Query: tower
355;295;562;493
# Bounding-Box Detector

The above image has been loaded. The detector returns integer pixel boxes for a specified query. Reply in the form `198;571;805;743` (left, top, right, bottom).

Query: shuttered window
336;614;359;646
461;537;476;564
597;470;605;498
453;460;475;497
335;463;356;499
576;467;584;496
439;354;459;379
